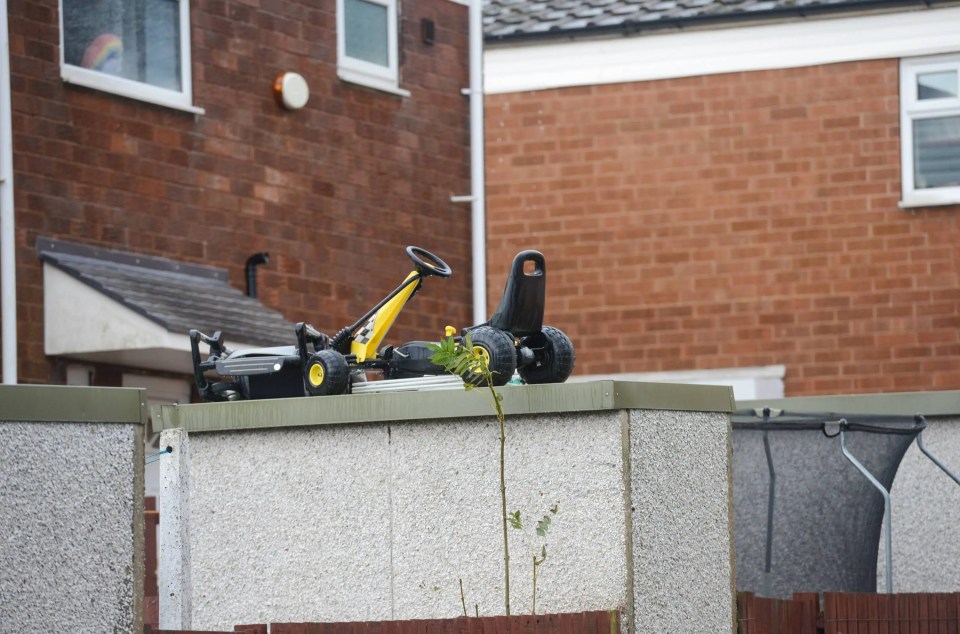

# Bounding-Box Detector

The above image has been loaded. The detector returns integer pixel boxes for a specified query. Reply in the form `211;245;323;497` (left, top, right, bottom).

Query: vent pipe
245;252;269;298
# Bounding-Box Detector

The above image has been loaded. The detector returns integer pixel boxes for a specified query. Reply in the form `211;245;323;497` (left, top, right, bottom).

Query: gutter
484;0;953;44
0;0;16;384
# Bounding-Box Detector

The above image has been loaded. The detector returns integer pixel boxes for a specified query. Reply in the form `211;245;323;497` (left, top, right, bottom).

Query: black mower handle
406;246;452;278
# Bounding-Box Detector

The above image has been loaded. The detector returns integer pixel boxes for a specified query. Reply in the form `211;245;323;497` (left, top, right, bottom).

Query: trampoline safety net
732;409;925;598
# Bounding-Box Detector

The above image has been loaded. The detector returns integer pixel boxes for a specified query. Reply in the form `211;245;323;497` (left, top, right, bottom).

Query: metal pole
917;431;960;486
761;429;777;595
839;424;893;593
468;0;487;326
0;0;17;384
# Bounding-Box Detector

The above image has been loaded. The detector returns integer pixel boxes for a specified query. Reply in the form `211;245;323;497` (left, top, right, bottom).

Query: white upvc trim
58;0;203;114
336;0;404;95
61;65;204;114
484;6;960;95
899;52;960;208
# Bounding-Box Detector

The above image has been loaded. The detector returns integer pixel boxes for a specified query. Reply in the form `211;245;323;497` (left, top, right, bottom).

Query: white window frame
900;53;960;208
58;0;203;114
336;0;409;97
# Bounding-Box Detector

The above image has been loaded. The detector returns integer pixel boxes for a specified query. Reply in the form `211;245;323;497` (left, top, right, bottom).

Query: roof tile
37;237;296;348
484;0;886;39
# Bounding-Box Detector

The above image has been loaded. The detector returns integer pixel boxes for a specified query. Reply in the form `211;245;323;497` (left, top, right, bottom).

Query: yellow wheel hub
473;345;491;369
309;363;325;387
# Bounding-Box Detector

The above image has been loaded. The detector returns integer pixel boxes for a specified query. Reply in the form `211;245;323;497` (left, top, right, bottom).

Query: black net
732;409;925;598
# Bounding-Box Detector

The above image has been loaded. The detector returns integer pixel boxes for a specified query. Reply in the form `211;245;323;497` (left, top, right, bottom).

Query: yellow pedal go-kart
190;247;574;401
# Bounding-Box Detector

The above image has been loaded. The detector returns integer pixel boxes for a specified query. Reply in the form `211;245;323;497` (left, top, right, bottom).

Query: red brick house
481;0;960;398
1;0;473;400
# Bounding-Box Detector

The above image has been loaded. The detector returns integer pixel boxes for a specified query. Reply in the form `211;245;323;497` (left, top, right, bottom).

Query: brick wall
6;0;472;385
485;60;960;396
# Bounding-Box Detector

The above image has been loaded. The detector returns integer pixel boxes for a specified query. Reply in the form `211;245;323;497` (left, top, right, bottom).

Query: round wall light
273;72;310;110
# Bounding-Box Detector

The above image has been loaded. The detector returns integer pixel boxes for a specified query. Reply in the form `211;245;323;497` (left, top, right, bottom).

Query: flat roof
154;380;735;433
0;385;147;424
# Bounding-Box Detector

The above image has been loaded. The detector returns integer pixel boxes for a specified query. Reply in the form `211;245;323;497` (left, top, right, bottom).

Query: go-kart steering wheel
406;246;452;278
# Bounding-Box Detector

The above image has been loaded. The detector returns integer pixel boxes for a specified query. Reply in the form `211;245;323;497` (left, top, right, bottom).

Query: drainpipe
0;0;16;384
468;0;486;325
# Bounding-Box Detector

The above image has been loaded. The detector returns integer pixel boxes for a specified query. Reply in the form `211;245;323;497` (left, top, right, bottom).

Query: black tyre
209;380;243;401
303;350;350;396
465;326;517;386
518;326;575;384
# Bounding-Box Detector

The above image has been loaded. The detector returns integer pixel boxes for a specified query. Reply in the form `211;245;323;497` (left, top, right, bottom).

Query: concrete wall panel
0;420;143;633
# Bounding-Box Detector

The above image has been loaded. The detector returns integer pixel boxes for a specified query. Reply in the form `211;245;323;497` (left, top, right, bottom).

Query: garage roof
37;237;295;373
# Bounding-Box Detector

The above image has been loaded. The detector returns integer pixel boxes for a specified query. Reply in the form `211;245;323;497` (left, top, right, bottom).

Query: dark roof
37;237;296;347
484;0;940;41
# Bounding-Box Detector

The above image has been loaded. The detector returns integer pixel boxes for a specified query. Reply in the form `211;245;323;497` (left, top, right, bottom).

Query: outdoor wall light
273;72;309;110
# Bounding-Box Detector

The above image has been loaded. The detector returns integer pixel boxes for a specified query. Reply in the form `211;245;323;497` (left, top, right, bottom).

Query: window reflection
62;0;181;91
914;116;960;189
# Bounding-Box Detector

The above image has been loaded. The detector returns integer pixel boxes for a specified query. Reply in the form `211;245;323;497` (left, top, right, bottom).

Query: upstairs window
60;0;200;113
900;54;960;207
337;0;408;96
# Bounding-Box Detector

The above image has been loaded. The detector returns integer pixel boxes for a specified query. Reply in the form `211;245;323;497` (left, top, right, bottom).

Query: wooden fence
144;611;619;634
738;592;820;633
823;591;960;633
738;591;960;633
145;496;160;629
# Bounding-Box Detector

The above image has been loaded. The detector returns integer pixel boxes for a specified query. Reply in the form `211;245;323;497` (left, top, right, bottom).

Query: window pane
143;0;181;91
344;0;389;67
62;0;181;91
918;71;958;100
914;116;960;189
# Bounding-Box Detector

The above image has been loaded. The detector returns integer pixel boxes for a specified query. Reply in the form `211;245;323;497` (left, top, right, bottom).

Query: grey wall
0;420;144;633
878;416;960;592
160;405;734;633
630;409;735;630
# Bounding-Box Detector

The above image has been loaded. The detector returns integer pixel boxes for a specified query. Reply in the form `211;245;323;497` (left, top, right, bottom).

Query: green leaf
549;504;558;515
536;515;551;537
508;510;522;530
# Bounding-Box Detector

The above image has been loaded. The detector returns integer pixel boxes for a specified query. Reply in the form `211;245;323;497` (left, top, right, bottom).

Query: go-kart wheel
209;380;244;401
518;326;575;385
406;246;452;278
465;326;517;387
303;350;350;396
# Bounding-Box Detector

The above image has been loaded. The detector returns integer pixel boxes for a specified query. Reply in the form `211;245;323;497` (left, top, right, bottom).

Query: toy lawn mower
190;247;574;402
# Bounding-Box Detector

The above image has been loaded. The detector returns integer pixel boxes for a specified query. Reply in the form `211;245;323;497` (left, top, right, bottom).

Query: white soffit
43;264;253;375
484;6;960;94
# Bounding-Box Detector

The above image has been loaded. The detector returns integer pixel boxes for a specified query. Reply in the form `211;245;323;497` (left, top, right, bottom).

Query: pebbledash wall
154;381;736;633
740;391;960;594
0;385;146;633
482;9;960;397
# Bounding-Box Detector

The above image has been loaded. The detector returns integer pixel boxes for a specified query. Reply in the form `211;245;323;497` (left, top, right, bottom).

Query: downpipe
0;0;16;384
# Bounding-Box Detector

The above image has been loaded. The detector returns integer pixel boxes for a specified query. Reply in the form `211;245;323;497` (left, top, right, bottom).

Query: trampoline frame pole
917;431;960;486
762;430;777;587
839;425;893;594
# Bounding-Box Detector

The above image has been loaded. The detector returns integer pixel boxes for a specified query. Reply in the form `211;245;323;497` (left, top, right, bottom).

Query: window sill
899;198;960;210
62;65;204;115
337;68;410;98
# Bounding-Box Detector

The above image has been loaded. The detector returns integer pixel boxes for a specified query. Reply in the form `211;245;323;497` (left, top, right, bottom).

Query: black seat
485;250;546;338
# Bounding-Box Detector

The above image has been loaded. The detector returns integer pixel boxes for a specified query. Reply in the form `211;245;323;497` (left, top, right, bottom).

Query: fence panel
738;591;819;634
261;612;616;634
821;592;960;633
